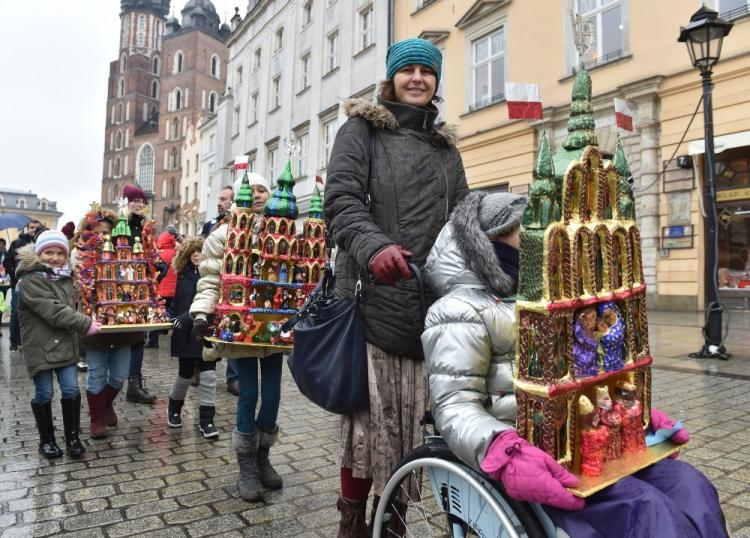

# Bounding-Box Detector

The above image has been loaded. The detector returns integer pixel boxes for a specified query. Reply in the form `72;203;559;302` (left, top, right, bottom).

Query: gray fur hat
478;192;527;237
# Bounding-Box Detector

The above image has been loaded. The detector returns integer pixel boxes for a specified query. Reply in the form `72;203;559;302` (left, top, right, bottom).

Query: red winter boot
102;385;120;427
86;391;107;439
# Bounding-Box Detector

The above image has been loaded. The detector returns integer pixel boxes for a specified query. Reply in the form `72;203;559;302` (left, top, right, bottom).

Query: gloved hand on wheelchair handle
480;429;585;511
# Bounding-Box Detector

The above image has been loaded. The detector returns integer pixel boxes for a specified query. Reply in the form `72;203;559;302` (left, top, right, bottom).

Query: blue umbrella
0;213;31;231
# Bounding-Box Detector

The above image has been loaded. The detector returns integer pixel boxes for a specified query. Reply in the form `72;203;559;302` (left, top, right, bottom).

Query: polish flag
505;82;543;120
315;175;324;186
614;98;634;131
233;155;249;170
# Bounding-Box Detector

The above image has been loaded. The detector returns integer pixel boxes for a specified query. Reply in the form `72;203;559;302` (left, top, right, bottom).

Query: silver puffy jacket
422;220;517;472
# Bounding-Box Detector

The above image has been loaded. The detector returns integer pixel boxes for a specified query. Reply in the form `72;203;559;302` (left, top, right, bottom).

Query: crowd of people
4;37;729;538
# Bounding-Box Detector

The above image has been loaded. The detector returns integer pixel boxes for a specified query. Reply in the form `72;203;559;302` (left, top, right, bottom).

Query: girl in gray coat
17;230;100;459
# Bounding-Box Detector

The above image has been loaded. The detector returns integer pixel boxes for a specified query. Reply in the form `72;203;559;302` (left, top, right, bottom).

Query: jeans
235;354;283;433
10;288;20;346
87;346;131;394
33;364;80;404
226;358;239;384
130;340;145;377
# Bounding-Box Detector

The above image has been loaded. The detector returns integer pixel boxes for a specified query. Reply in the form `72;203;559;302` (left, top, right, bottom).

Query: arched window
120;54;127;72
208;92;217;113
137;144;155;192
170;148;179;170
152;56;160;74
174;88;182;110
113;157;121;177
17;197;27;209
137;14;146;47
40;200;48;210
118;77;125;98
154;20;162;50
115;130;123;150
169;177;176;197
174;51;183;74
170;119;178;139
150;105;158;119
116;103;124;123
151;80;159;98
210;54;219;77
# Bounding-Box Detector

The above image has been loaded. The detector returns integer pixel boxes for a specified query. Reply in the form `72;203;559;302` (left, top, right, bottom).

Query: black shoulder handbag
285;126;376;415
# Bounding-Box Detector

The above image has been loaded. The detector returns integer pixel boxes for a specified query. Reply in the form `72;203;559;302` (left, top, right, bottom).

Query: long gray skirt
338;342;428;496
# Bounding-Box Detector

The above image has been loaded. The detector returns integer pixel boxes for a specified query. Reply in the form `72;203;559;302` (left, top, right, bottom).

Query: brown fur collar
344;98;459;147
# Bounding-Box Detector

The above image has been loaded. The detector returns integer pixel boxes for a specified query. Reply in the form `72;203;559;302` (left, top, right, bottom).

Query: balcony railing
572;49;625;75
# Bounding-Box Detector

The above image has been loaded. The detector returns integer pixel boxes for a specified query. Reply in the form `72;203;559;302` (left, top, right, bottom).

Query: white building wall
202;0;387;214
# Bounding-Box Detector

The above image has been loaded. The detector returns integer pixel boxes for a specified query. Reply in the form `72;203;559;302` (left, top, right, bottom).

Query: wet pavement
1;310;749;537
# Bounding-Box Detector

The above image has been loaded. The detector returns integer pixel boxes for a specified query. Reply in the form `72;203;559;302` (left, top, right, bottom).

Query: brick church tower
101;1;170;213
101;0;228;231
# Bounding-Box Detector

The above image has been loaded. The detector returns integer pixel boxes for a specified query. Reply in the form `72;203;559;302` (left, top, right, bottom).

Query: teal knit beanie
386;38;442;86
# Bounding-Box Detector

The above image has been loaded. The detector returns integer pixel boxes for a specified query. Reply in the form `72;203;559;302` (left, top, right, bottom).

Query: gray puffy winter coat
324;98;469;359
422;192;518;471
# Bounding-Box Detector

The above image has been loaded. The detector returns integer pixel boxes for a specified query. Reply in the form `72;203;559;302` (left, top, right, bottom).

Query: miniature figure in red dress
595;385;623;461
272;288;283;310
578;395;608;477
614;381;646;454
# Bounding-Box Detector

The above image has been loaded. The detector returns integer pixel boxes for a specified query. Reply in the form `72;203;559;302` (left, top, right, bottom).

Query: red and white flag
315;175;324;186
233;155;249;170
505;82;543;120
614;98;634;131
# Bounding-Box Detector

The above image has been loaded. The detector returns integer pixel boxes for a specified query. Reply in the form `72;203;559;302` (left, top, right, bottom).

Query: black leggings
177;357;216;379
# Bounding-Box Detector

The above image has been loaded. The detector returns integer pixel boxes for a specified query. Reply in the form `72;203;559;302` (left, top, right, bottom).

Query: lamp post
678;6;733;359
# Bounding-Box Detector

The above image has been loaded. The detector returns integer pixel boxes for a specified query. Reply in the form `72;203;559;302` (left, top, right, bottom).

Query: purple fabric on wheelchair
543;459;727;538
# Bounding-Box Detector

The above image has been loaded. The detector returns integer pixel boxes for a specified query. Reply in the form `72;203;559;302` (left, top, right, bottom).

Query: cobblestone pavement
1;311;749;537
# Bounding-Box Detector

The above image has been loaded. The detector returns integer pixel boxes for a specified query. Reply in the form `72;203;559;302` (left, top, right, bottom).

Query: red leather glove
650;407;689;461
480;430;585;511
369;245;412;285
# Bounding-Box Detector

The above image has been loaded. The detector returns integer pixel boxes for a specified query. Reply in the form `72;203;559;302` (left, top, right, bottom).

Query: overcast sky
0;0;239;229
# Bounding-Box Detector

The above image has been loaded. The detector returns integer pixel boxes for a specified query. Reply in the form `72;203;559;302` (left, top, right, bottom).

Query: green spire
112;211;132;238
264;160;299;219
523;131;559;230
562;68;598;150
613;136;636;221
308;183;323;219
613;137;631;178
235;171;254;208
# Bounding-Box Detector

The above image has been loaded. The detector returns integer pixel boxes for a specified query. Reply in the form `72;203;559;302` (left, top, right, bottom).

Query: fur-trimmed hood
425;191;515;298
344;98;459;147
15;244;53;279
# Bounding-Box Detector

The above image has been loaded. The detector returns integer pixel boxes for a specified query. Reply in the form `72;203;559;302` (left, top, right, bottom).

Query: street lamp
678;6;733;359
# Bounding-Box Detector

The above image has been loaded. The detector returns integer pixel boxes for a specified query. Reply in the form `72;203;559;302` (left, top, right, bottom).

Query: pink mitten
650;408;689;444
480;430;585;510
85;320;102;336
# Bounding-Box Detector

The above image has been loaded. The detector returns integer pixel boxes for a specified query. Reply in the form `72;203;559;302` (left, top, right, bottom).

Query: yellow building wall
394;0;750;309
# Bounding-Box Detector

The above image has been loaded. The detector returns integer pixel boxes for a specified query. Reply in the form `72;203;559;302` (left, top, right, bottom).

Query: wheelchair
372;414;564;538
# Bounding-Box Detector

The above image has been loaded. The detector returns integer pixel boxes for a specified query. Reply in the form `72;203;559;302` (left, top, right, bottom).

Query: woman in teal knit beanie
326;35;469;537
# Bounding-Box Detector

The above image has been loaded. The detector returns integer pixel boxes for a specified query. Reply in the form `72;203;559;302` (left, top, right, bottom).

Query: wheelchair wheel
373;442;550;538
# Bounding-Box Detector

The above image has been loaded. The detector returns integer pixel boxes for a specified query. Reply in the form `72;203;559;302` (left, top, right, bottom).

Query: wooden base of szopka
98;322;174;334
568;440;685;498
204;337;293;358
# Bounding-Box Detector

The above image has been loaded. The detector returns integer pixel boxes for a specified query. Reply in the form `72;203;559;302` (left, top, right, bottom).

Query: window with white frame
116;103;124;123
472;28;504;109
253;48;262;71
137;14;146;47
302;1;313;26
300;53;311;90
326;31;339;72
138;144;154;192
208;134;215;151
174;51;184;74
271;75;281;110
267;145;279;182
210;54;220;77
208;92;217;113
575;0;624;66
274;28;284;53
360;5;374;50
248;151;257;173
235;66;243;87
233;106;241;135
17;197;27;209
322;117;338;167
295;132;309;178
250;92;259;123
170;148;179;170
174;88;182;110
716;0;750;18
151;80;159;98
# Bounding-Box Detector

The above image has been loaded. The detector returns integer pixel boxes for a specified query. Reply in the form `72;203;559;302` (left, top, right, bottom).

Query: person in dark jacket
17;231;101;459
165;237;220;438
323;37;469;536
121;184;158;405
201;185;234;238
4;219;42;351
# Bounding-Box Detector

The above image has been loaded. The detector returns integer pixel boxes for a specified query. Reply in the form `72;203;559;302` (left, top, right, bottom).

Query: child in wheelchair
421;191;727;538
